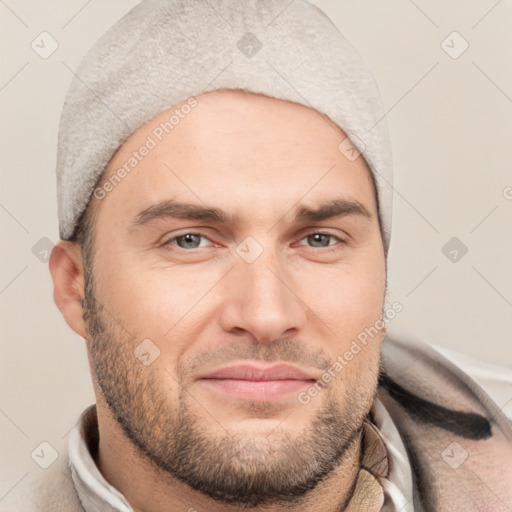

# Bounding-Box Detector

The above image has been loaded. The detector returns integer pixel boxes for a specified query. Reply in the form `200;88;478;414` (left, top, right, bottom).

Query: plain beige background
1;0;511;501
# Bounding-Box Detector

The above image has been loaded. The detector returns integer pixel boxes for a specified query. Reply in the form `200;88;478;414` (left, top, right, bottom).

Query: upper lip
199;363;317;381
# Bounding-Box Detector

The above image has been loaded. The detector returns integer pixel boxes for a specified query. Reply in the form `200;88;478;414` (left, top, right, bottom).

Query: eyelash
161;231;346;252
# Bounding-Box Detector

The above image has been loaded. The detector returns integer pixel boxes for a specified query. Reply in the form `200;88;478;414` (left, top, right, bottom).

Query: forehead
94;90;376;224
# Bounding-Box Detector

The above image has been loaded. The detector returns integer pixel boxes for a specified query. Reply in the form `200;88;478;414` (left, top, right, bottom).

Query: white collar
68;404;133;512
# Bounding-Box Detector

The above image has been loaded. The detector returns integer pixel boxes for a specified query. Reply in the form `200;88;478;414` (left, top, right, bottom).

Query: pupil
310;234;329;247
179;234;200;248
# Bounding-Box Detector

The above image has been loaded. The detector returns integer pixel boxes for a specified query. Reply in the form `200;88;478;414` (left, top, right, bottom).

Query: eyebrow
131;198;372;228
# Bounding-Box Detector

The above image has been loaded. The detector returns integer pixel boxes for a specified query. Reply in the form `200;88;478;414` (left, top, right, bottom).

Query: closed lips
200;364;317;381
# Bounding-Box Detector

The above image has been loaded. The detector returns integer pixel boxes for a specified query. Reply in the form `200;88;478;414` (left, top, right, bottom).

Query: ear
49;240;87;338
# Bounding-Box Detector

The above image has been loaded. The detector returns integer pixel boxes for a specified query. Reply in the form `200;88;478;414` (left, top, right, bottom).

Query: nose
218;248;307;344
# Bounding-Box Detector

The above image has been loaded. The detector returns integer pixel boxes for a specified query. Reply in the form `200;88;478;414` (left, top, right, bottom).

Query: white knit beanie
56;0;393;251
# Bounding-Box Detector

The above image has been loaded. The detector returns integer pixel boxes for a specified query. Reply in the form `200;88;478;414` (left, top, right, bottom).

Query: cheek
93;248;225;348
296;259;385;338
292;252;385;386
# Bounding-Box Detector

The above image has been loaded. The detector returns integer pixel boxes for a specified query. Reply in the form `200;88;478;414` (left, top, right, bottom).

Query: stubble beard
83;272;379;508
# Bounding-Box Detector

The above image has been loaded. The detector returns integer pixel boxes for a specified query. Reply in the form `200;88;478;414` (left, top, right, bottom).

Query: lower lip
200;378;314;401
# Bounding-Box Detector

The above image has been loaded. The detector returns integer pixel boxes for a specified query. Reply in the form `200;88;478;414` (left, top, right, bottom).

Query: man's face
83;90;386;506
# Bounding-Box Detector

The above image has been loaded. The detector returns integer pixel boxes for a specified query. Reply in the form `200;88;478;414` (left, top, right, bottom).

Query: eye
160;231;346;253
298;232;345;249
163;232;212;250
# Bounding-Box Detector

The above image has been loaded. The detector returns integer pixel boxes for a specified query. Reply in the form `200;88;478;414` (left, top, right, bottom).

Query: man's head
49;0;393;507
50;89;387;506
55;0;393;249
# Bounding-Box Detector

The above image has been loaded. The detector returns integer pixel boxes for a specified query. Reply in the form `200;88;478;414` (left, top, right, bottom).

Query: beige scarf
378;336;512;511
